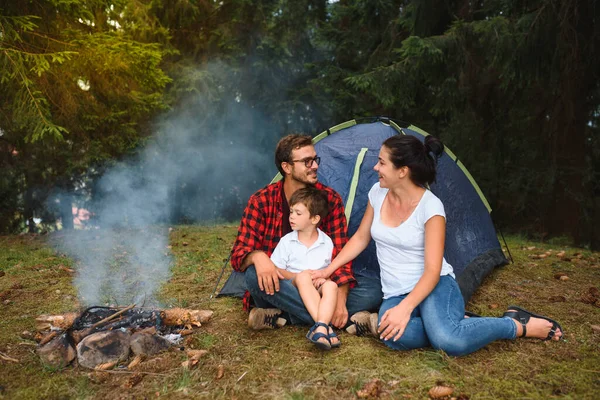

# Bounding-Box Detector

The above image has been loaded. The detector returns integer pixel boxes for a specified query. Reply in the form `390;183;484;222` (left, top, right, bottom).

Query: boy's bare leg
294;271;329;345
293;271;321;320
317;281;339;346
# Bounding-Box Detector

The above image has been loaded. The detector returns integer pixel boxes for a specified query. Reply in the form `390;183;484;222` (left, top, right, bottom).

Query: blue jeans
245;266;383;326
379;275;516;356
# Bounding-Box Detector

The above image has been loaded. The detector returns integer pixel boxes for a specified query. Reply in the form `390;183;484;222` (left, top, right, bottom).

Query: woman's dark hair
381;135;444;186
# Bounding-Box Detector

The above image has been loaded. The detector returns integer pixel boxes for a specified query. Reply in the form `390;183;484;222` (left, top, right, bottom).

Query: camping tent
219;118;508;302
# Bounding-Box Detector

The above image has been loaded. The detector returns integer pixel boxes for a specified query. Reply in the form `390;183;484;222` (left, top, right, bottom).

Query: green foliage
0;0;171;233
0;0;599;246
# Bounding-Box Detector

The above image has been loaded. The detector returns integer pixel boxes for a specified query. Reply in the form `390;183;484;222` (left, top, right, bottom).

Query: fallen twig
17;342;37;347
90;369;172;377
236;371;248;383
0;351;19;362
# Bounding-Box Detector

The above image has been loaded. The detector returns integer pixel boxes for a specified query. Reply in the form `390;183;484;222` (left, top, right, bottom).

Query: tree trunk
544;0;596;245
60;193;74;230
24;180;36;233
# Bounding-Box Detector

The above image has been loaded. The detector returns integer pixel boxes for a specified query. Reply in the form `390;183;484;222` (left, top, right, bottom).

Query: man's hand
253;252;284;295
330;284;349;328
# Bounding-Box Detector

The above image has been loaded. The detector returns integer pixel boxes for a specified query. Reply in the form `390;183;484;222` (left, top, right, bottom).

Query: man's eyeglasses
289;156;321;168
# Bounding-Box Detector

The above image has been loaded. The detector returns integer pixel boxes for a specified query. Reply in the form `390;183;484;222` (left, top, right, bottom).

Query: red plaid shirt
231;180;355;311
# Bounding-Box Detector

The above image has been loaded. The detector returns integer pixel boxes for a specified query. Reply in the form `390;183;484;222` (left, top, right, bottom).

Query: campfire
33;305;213;370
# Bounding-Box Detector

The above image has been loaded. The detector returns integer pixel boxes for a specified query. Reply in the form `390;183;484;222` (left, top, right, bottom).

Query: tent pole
210;253;232;299
496;225;514;264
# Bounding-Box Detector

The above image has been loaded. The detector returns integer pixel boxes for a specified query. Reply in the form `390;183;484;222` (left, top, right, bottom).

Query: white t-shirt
270;228;333;273
369;183;455;298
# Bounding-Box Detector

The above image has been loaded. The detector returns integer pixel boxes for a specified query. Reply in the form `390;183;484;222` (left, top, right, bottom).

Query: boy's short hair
289;186;329;222
274;134;314;175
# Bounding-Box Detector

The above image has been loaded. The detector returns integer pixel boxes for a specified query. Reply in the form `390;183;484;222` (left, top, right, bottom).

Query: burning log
71;304;137;344
35;306;214;370
36;313;78;331
161;308;213;328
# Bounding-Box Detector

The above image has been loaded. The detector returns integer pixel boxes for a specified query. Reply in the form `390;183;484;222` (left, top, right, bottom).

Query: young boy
270;186;340;350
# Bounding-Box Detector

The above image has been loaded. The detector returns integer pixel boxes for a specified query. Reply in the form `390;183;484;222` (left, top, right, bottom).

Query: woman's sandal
502;305;564;341
306;322;332;350
328;325;341;348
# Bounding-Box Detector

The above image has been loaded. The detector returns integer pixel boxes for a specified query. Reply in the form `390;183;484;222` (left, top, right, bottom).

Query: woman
311;135;563;356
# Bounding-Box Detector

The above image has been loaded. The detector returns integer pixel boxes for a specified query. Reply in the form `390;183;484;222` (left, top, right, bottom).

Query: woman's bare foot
509;309;563;341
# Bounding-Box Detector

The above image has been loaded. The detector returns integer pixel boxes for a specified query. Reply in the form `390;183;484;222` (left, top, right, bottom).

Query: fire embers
35;306;213;369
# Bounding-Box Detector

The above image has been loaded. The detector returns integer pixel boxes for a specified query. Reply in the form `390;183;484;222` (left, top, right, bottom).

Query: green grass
0;227;599;399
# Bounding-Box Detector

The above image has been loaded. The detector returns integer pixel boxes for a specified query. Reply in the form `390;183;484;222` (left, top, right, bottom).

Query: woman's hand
312;278;326;289
308;269;327;280
378;302;414;341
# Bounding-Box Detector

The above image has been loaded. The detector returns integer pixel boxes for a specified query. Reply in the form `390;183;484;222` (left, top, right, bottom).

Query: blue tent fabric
313;121;507;301
218;120;508;302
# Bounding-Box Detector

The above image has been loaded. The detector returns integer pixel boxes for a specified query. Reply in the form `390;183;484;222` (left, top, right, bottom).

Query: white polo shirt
270;228;334;273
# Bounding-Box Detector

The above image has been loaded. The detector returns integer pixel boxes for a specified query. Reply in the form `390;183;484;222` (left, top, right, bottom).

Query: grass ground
0;225;599;399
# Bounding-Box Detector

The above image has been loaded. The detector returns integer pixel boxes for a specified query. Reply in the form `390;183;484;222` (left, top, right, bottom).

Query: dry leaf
356;378;383;399
589;287;600;297
488;304;499;309
181;359;199;369
559;276;569;281
526;262;538;267
186;349;208;360
428;385;454;398
548;295;566;303
526;246;536;250
123;373;143;389
20;330;34;340
58;265;75;274
179;329;194;336
216;364;225;379
590;325;600;333
88;372;109;384
554;273;568;280
556;251;566;258
581;293;598;305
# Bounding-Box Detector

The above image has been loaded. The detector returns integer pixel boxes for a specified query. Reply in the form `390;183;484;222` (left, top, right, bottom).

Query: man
230;134;382;332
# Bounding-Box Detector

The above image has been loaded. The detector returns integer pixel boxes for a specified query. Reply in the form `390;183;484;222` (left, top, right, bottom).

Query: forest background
1;0;599;249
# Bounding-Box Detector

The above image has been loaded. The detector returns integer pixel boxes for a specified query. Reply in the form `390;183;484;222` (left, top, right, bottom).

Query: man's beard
291;168;318;186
